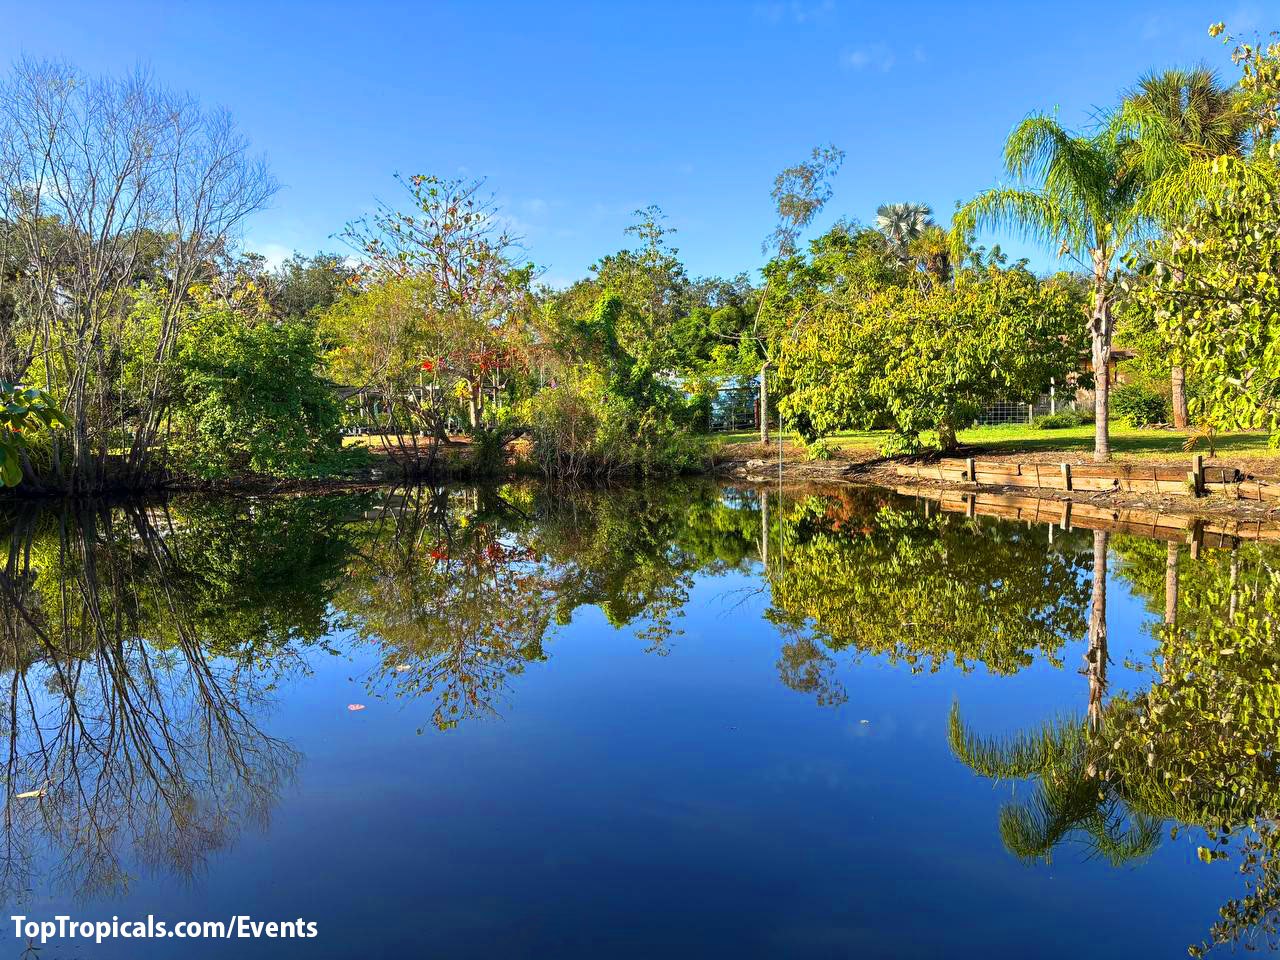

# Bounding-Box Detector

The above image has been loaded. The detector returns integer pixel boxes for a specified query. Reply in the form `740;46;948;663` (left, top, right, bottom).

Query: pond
1;480;1276;958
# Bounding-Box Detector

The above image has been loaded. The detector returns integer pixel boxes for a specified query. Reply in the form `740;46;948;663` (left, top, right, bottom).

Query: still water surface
1;481;1276;958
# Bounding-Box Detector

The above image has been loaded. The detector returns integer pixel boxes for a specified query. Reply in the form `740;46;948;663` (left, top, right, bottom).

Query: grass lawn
715;424;1279;463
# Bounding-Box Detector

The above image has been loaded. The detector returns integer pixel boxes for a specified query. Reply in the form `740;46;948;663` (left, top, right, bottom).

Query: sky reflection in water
0;481;1274;958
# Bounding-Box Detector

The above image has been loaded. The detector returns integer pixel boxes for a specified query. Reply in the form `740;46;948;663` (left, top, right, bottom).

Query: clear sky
0;0;1264;285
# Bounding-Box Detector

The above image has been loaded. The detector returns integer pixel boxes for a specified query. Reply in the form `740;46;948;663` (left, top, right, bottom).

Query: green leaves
0;381;67;487
1134;160;1280;439
776;265;1087;450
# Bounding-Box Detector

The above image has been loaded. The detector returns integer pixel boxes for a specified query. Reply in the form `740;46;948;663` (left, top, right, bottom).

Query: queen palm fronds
947;701;1086;780
998;775;1162;866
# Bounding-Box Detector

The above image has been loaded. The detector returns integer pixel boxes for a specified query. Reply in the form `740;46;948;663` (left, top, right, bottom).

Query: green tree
341;174;535;430
1122;67;1249;427
777;264;1086;450
273;252;358;320
1133;160;1280;440
952;114;1148;461
172;289;343;479
750;144;845;444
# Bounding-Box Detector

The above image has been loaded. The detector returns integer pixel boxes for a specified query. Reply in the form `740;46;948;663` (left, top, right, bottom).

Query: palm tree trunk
1090;253;1112;463
758;489;769;568
1164;541;1178;630
1170;262;1189;428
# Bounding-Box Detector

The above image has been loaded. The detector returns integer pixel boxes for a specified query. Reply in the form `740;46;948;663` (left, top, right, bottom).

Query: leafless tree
0;58;276;492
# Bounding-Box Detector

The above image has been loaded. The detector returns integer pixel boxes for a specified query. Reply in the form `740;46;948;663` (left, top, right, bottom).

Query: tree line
0;22;1276;491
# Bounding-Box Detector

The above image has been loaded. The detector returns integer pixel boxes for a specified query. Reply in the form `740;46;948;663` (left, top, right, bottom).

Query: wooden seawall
895;484;1280;552
894;456;1280;502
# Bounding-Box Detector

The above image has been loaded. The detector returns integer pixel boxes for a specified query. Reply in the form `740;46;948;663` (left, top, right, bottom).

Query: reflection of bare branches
0;503;298;902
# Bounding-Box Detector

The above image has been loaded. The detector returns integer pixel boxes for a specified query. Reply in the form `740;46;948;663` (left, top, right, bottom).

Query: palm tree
1123;68;1247;428
906;224;953;286
952;116;1146;462
875;202;933;260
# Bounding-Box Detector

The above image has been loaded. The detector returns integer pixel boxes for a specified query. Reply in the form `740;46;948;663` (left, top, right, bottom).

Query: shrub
527;375;707;479
174;311;344;480
805;437;834;461
1110;384;1168;427
878;432;924;457
1031;409;1090;430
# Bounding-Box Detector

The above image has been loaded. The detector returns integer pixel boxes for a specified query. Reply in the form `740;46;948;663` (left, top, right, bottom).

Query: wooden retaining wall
895;484;1280;552
893;456;1278;501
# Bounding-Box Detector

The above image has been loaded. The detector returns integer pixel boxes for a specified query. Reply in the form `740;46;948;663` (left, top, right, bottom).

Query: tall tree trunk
759;362;770;445
1086;530;1109;731
758;489;769;569
1164;541;1179;630
1090;252;1113;463
468;384;480;431
1171;365;1189;428
1170;260;1188;429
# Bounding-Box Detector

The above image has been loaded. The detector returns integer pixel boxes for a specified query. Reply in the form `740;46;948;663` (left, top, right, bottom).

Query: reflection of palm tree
1164;540;1179;629
949;706;1162;865
949;529;1161;865
1086;530;1109;730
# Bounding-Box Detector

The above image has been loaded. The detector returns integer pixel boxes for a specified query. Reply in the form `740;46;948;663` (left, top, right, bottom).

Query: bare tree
0;58;276;492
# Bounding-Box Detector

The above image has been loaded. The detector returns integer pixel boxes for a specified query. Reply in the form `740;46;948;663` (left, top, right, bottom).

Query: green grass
716;423;1279;462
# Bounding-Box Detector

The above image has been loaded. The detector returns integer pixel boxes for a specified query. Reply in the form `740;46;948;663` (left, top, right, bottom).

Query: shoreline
712;443;1280;525
9;440;1280;527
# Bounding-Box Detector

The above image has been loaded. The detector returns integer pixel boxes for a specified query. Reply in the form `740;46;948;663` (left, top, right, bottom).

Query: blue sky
0;0;1265;285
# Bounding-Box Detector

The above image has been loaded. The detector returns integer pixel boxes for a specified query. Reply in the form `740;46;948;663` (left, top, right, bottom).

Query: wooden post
965;457;975;482
1060;463;1072;491
1190;454;1204;497
1188;519;1203;560
965;494;976;519
1059;499;1072;531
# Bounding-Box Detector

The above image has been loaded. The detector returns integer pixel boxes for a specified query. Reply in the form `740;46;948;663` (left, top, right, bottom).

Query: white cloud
842;43;896;72
754;0;834;24
244;242;294;269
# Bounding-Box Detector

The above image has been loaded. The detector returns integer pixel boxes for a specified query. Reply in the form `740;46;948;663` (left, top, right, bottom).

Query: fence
973;391;1076;426
895;485;1280;552
709;386;758;432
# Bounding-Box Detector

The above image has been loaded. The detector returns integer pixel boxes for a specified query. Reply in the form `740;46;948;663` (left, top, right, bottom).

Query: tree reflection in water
1;481;1278;954
952;526;1280;956
0;500;317;901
